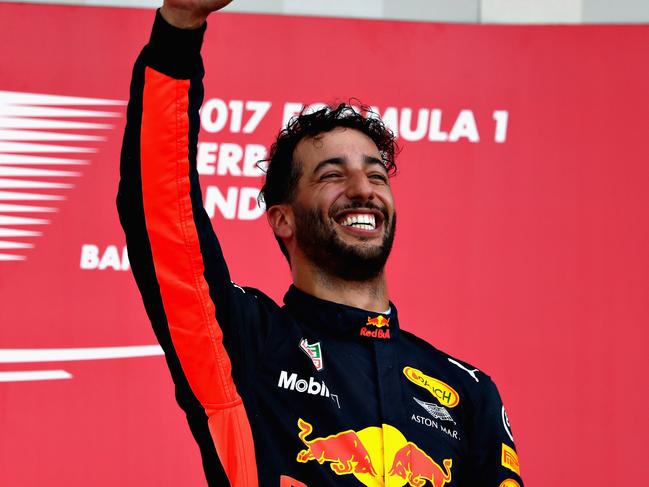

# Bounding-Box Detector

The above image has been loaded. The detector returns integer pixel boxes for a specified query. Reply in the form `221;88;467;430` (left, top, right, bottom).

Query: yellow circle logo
403;366;460;408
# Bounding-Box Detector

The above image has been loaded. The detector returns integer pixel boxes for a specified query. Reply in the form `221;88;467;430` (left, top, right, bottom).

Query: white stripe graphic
0;241;34;249
0;216;49;225
0;345;164;363
0;370;73;382
0;106;120;118
0;228;42;237
0;191;64;201
0;142;96;153
0;91;124;106
0;204;56;212
0;253;27;261
0;167;80;177
0;154;88;165
0;130;104;142
0;117;111;130
0;179;73;189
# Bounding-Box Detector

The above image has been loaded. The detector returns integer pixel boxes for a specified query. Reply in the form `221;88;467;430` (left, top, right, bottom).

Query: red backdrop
1;3;648;486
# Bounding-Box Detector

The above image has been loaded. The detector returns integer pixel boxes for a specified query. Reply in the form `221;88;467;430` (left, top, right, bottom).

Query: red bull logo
296;418;377;476
297;418;376;475
367;315;390;328
360;315;391;339
499;480;521;487
359;327;391;339
295;419;452;486
389;443;452;487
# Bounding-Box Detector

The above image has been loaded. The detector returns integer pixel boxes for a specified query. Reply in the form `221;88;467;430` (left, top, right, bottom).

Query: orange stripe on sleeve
140;66;258;486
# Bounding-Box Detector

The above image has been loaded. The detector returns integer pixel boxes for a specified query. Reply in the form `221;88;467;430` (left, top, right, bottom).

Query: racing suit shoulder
398;329;486;385
398;329;524;486
116;10;264;485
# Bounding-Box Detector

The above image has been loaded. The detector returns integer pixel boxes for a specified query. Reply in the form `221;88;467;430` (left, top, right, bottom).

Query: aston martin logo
413;396;455;423
0;90;124;262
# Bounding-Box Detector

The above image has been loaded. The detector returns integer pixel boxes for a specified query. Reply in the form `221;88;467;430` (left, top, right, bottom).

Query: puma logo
448;358;480;383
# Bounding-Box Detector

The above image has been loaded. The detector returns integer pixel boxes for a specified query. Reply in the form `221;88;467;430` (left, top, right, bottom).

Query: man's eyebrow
312;155;386;174
312;157;345;174
363;155;386;169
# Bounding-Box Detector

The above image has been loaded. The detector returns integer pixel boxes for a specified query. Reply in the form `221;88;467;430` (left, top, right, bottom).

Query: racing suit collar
283;285;399;341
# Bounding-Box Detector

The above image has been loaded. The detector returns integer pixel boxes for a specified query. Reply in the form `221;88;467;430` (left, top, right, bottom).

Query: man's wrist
146;9;206;78
160;5;207;30
150;9;206;52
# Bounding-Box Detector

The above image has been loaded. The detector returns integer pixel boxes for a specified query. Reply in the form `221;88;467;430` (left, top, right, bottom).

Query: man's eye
369;173;388;182
321;172;342;180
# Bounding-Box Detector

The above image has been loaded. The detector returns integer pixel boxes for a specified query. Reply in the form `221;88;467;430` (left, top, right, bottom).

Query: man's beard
293;202;396;282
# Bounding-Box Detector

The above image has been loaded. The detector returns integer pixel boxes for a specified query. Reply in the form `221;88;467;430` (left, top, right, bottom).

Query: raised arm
116;3;262;484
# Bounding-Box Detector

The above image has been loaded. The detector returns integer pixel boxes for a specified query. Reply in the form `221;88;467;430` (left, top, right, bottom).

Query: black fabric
146;9;206;79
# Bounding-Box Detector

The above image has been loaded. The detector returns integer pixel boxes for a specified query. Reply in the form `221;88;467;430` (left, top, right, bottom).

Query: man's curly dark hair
259;102;398;260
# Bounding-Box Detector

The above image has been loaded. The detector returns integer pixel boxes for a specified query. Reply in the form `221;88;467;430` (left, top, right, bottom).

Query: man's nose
345;171;374;201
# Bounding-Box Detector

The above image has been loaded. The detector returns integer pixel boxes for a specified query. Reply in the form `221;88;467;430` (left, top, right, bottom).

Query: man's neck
292;262;390;313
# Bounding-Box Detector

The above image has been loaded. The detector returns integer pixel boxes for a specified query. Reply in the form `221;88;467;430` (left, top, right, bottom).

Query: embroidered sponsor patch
359;315;390;339
403;366;460;408
413;396;455;423
501;443;521;476
366;315;389;328
277;370;340;408
359;327;390;339
447;357;480;382
299;338;323;371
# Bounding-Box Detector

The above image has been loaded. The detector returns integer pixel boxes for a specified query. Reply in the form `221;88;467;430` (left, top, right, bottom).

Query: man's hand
161;0;233;29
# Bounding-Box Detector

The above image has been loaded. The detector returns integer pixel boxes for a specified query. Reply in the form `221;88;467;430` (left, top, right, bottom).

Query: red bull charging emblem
296;418;452;486
360;315;391;339
367;315;390;328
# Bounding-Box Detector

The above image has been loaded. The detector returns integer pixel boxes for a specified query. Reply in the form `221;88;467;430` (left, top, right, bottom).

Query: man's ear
266;204;294;240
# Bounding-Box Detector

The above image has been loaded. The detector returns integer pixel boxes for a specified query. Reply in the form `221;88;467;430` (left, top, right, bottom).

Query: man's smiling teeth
340;214;376;230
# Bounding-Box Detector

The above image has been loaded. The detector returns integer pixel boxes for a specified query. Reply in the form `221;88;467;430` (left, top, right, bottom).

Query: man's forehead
294;127;381;168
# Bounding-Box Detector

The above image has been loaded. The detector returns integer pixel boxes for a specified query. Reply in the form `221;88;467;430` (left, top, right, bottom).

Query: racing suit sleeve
469;379;524;486
116;10;264;486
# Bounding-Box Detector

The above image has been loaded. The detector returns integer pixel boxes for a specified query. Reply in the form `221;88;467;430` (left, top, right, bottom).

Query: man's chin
335;226;385;245
340;244;386;261
321;240;390;281
333;234;385;255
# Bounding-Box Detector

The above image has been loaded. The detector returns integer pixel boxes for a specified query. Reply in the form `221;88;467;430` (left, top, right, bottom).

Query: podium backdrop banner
1;3;648;486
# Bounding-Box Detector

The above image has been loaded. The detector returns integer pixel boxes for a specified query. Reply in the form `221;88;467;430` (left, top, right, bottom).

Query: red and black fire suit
117;10;524;487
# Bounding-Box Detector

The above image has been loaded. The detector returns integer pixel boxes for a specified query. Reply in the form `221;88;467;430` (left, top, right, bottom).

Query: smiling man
117;1;524;486
265;112;397;300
